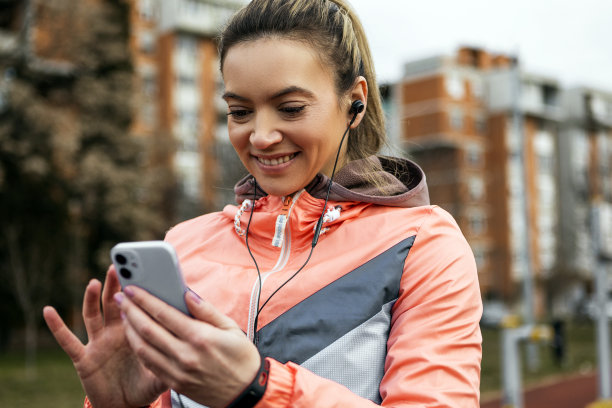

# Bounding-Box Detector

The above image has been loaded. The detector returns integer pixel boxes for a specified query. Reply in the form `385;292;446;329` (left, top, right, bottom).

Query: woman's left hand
115;286;261;408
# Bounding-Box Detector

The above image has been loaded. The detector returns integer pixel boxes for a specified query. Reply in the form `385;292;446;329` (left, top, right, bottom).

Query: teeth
258;154;295;166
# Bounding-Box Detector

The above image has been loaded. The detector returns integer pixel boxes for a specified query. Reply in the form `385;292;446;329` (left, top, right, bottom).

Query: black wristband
226;356;270;408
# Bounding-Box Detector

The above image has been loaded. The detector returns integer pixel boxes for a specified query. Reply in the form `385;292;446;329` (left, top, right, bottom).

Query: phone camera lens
119;267;132;279
115;254;127;265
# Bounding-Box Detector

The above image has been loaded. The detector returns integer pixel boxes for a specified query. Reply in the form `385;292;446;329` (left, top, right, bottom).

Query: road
481;371;601;408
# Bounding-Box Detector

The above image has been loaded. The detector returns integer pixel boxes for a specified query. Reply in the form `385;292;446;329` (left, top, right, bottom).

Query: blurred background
0;0;611;407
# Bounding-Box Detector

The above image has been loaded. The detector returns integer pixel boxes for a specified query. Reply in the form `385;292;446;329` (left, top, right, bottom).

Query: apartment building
397;47;563;315
559;88;612;302
129;0;244;219
397;48;496;300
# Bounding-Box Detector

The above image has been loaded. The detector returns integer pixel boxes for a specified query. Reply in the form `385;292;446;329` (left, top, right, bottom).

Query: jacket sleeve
255;206;482;408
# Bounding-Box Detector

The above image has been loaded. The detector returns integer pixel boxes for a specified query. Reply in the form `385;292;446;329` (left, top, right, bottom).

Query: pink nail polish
114;292;124;305
188;291;202;304
120;311;126;321
124;286;135;298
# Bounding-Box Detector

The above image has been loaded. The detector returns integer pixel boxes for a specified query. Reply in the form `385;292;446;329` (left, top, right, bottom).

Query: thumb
185;290;239;331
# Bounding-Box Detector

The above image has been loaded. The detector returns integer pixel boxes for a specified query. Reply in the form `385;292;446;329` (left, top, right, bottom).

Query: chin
262;186;299;197
255;179;302;197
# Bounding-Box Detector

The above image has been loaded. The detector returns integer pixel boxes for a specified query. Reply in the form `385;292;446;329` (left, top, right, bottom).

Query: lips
256;153;296;166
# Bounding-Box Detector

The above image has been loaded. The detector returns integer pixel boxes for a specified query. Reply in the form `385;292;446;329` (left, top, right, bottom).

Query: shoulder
164;206;237;248
363;204;461;239
398;205;478;301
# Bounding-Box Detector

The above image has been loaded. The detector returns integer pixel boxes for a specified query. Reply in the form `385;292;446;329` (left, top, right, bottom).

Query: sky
347;0;612;92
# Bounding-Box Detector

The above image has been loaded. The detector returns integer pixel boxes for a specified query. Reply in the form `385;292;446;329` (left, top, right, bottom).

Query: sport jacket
88;156;482;407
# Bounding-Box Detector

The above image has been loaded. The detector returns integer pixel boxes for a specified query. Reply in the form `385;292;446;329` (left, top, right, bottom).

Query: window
177;73;197;87
143;76;156;97
139;66;157;97
471;76;485;101
475;113;487;135
177;36;198;56
139;30;156;53
471;244;487;270
468;210;486;235
139;0;156;20
446;74;465;100
591;96;607;118
466;143;484;167
542;84;559;107
450;107;464;131
537;153;555;175
468;176;485;201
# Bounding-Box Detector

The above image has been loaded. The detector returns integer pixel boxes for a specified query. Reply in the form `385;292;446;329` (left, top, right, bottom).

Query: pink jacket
88;157;482;407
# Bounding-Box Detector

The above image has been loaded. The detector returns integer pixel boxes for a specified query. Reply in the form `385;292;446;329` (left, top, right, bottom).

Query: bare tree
0;0;172;373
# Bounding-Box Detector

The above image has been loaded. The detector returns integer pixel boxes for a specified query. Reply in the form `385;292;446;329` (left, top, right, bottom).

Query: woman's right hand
43;267;167;408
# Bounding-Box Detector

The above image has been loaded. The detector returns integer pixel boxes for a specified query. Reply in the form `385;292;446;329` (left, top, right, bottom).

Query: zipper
246;191;303;342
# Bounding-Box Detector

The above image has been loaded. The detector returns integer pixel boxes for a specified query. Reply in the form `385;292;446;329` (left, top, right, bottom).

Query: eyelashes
279;106;305;115
226;105;306;121
227;109;251;118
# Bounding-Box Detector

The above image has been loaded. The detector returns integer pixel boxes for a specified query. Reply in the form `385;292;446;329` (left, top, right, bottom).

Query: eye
280;105;306;116
227;109;252;121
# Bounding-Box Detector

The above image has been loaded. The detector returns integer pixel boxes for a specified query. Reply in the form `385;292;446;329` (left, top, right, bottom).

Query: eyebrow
222;86;315;102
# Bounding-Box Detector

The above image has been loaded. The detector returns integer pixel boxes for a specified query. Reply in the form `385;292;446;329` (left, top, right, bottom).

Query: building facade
559;88;612;306
129;0;245;220
397;47;571;316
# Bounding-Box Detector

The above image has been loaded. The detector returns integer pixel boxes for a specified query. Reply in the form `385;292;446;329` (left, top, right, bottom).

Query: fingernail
114;292;124;305
188;290;202;304
120;311;126;321
124;286;135;298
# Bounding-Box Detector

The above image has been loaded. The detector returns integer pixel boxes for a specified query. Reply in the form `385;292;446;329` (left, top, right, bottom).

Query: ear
348;76;368;129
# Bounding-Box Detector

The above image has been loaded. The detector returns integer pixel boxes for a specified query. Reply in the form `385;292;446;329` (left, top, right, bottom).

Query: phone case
110;241;190;315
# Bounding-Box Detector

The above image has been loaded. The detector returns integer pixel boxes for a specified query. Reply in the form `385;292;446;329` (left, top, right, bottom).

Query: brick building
396;47;571;316
129;0;245;219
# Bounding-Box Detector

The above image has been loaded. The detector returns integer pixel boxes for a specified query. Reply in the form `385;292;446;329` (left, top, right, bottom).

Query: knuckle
178;353;200;371
139;323;153;339
152;308;171;324
134;344;148;360
190;332;208;349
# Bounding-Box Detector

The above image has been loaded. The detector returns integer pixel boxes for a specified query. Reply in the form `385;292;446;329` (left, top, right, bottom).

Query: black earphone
247;100;365;344
349;99;365;115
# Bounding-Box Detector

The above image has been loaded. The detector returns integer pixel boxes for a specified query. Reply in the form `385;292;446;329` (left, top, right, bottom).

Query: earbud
349;100;365;115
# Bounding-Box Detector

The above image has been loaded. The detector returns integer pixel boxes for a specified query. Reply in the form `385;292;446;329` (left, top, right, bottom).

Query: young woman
43;0;482;407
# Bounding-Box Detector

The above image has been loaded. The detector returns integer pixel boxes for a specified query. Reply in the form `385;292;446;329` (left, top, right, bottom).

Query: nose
249;111;282;149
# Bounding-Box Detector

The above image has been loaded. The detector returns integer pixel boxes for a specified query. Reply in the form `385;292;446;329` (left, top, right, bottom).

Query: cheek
228;125;248;153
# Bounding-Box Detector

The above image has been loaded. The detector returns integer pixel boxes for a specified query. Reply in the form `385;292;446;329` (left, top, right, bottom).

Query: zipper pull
271;196;293;248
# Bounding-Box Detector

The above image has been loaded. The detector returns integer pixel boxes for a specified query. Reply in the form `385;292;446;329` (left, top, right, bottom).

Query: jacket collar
234;156;429;208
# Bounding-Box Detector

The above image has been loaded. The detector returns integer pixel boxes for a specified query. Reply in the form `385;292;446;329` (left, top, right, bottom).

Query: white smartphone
110;241;190;315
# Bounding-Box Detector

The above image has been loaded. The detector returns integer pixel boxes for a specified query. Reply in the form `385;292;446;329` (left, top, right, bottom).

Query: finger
185;291;240;331
122;319;184;389
82;279;104;338
43;306;85;363
101;266;122;322
122;286;202;339
118;291;181;347
118;291;191;375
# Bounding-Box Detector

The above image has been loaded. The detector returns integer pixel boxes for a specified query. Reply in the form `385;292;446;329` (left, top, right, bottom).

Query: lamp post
512;55;538;371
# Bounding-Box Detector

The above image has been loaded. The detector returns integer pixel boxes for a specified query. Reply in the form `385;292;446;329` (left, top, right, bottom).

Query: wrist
225;355;270;408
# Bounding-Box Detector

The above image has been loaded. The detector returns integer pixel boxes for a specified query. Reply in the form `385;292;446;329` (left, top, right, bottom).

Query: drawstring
234;199;253;236
236;200;342;239
313;205;342;237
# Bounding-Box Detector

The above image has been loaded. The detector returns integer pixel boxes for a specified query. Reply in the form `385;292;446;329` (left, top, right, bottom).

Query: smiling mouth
256;153;297;166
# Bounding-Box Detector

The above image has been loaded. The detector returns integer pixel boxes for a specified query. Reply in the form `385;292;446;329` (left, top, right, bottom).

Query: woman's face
222;38;362;197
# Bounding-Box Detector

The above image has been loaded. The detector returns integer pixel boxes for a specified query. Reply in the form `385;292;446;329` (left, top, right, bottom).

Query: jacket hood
234;155;429;208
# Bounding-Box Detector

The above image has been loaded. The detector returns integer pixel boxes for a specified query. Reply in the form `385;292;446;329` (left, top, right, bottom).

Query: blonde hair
218;0;386;162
